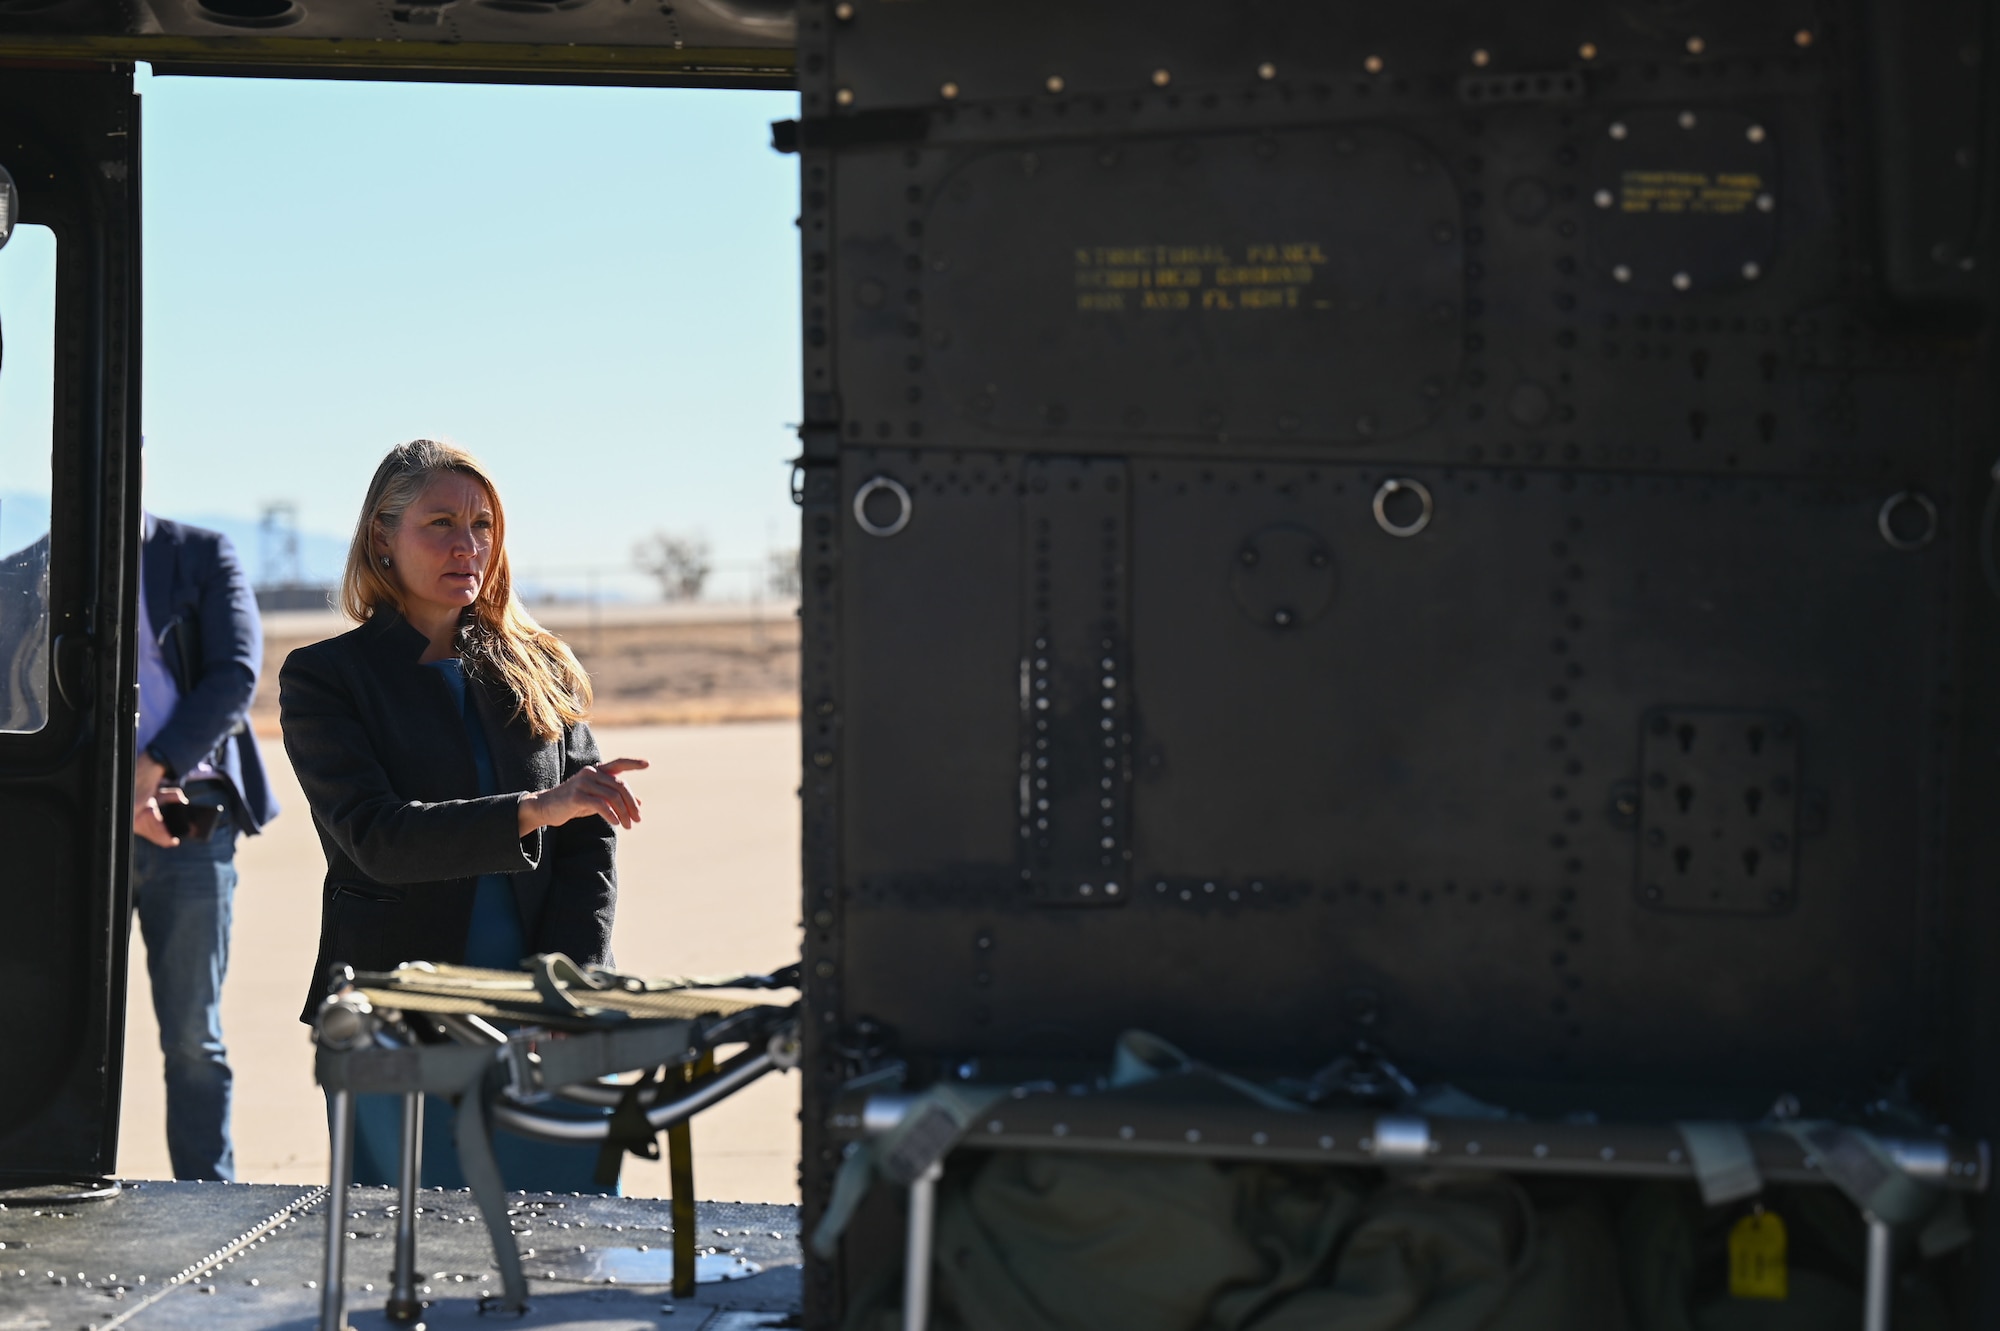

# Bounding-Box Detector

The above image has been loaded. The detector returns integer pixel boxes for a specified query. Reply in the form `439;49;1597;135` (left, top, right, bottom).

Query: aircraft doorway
112;71;804;1202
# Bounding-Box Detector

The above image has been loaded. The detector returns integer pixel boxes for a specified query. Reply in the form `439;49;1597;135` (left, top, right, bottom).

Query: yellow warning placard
1620;169;1766;215
1729;1210;1788;1300
1072;242;1330;312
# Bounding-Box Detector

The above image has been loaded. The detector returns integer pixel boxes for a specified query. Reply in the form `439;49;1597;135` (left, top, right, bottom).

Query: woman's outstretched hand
519;757;650;834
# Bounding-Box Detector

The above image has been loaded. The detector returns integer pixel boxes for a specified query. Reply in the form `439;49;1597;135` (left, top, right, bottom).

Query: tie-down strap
1675;1121;1763;1206
1783;1120;1950;1228
810;1083;1009;1259
1677;1118;1958;1229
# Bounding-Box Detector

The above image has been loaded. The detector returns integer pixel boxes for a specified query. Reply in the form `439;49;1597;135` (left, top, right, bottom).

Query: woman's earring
380;555;392;568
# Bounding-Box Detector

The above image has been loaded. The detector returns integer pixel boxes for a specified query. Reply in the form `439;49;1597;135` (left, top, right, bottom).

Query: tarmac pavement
118;721;805;1204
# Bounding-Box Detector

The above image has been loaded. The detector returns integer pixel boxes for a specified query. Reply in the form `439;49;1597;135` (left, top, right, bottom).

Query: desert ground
118;604;806;1203
252;600;801;730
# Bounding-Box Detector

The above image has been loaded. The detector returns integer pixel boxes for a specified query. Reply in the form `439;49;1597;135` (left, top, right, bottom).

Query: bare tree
767;546;801;599
633;533;712;601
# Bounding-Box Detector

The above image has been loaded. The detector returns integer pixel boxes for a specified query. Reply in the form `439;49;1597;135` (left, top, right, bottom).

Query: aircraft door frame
0;63;141;1183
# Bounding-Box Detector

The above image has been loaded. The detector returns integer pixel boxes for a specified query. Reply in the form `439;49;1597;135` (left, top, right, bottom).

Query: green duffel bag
1619;1183;1958;1331
864;1152;1629;1331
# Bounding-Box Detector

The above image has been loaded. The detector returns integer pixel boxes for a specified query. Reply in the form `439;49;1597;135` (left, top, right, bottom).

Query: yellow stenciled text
1073;242;1327;313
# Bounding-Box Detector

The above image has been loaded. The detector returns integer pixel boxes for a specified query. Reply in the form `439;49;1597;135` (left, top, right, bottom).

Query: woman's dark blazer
279;606;616;1021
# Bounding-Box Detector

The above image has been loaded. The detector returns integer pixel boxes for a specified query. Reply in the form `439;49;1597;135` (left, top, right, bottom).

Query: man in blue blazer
131;513;281;1181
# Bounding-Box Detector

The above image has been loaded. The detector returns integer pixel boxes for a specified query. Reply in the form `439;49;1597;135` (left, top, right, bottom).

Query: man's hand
134;751;168;805
134;752;186;848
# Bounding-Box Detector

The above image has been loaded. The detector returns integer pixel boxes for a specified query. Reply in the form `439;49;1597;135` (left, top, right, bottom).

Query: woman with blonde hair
281;438;646;1188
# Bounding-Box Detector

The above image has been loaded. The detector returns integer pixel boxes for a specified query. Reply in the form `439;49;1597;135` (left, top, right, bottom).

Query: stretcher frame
839;1084;1991;1331
309;956;800;1331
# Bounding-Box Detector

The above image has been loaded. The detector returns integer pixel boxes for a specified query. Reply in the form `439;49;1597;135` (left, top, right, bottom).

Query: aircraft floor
0;1180;799;1330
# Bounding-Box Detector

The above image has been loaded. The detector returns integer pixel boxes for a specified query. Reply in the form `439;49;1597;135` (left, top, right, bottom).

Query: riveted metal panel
1635;706;1804;915
921;129;1463;443
1018;455;1130;905
839;449;1023;887
795;1;2000;1323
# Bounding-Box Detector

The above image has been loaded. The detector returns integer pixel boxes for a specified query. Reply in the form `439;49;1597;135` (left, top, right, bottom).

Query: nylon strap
809;1083;1006;1258
595;1065;664;1187
1781;1120;1942;1228
1111;1030;1303;1112
1676;1121;1764;1206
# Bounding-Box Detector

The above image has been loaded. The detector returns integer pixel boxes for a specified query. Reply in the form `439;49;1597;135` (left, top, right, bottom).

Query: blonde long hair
341;439;592;741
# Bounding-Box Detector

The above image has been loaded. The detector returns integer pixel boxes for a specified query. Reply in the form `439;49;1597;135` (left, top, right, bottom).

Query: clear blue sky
133;68;800;597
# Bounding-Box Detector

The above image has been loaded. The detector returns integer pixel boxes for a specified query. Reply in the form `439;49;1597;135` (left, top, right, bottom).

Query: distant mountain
0;491;50;560
0;491;348;583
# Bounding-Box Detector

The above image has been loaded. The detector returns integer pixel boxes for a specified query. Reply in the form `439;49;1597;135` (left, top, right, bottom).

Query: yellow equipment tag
1729;1210;1789;1300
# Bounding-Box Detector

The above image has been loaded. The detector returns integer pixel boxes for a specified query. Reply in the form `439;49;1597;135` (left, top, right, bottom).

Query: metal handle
51;631;93;711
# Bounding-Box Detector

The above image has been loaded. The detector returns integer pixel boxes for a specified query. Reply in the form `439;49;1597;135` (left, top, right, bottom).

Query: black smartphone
159;798;223;842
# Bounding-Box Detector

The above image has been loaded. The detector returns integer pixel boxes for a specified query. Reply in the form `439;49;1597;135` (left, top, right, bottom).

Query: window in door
0;222;57;733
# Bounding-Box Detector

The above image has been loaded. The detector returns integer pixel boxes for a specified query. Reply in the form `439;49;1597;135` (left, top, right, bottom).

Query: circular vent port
196;0;303;27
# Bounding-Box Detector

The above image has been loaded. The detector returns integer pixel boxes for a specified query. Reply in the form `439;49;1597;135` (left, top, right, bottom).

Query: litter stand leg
902;1159;943;1331
320;1089;355;1331
387;1092;424;1322
667;1049;713;1301
1864;1211;1891;1331
667;1116;696;1300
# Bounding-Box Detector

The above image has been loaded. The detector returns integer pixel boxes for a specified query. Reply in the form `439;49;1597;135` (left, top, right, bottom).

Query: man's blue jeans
130;792;238;1182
